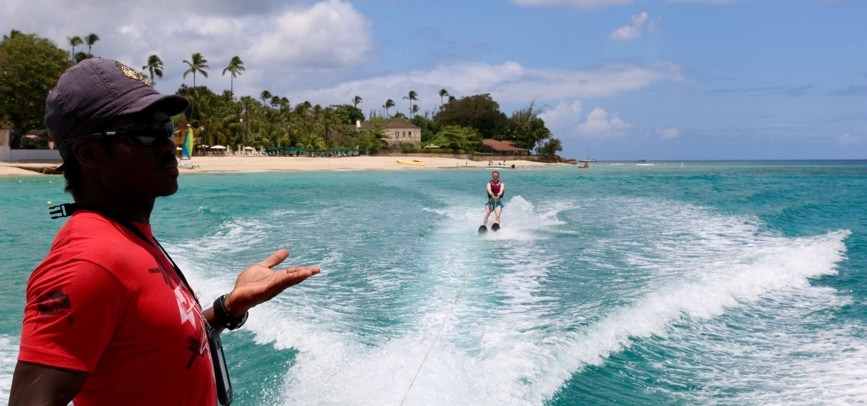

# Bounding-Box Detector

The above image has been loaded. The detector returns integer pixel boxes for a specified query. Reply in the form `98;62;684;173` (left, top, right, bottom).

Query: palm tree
352;95;363;109
403;90;417;118
383;99;395;117
276;97;290;112
294;100;312;116
439;88;449;108
67;36;82;62
222;56;245;96
142;54;164;85
260;90;272;105
182;52;209;87
320;107;342;148
84;33;100;55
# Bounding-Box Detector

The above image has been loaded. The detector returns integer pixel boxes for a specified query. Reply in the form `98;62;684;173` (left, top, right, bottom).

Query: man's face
100;110;179;199
492;172;500;182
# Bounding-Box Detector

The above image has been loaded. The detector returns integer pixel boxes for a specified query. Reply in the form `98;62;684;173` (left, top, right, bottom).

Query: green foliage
0;31;70;147
0;30;566;157
434;93;508;139
84;33;100;54
398;142;415;153
506;102;551;153
537;138;562;155
410;115;437;142
73;52;91;63
182;52;209;87
438;88;449;108
403;90;417;117
143;54;165;85
429;125;482;152
331;104;365;124
67;35;82;61
222;56;245;96
383;98;395;117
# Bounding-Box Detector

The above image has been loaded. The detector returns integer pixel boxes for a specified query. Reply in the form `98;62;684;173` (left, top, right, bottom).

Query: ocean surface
1;160;865;405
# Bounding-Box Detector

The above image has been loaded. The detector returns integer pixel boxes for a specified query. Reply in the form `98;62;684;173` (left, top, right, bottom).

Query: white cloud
658;127;681;140
511;0;632;9
248;0;374;66
576;107;631;136
3;0;373;92
609;11;649;40
1;0;682;115
495;62;683;102
838;133;859;145
539;101;584;140
297;61;681;117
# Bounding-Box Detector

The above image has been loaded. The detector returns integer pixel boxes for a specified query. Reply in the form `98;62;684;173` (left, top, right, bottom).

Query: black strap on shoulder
49;203;197;302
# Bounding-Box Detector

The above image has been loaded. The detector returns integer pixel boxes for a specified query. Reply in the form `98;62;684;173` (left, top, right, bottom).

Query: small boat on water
397;159;425;167
578;144;594;168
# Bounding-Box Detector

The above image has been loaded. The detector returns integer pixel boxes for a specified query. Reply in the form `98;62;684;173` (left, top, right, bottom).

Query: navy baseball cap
45;58;189;160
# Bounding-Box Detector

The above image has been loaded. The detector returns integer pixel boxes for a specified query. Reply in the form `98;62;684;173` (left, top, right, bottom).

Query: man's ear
71;140;107;170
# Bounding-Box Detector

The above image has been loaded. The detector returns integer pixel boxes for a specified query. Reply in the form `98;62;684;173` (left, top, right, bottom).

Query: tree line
0;30;563;156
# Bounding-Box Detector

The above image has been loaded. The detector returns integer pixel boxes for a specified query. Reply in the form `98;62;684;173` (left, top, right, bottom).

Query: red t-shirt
18;211;217;405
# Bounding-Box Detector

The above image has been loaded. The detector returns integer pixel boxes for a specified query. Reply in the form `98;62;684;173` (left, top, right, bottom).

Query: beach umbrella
211;145;227;150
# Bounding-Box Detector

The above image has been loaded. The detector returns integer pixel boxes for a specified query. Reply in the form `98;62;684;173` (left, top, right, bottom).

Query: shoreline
0;156;564;177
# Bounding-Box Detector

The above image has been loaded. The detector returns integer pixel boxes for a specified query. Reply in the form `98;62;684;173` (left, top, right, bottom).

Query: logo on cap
116;60;152;87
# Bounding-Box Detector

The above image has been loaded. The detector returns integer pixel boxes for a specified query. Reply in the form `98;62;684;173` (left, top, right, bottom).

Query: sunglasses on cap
63;119;175;147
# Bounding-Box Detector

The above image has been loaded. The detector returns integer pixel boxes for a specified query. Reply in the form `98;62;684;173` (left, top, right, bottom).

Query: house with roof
353;118;421;147
480;139;529;156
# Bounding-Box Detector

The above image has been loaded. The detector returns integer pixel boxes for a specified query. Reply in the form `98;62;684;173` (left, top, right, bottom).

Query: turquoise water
1;160;866;405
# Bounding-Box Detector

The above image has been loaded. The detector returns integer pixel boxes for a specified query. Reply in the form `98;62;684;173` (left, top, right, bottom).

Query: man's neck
74;191;154;224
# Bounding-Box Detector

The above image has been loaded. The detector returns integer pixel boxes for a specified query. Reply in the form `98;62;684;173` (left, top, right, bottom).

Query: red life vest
488;181;503;198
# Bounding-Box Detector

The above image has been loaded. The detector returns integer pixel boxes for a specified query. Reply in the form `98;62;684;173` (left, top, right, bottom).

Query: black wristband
213;294;248;330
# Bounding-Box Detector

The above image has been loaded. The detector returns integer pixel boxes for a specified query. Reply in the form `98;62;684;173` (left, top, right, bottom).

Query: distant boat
397;159;424;167
579;144;595;163
577;162;590;168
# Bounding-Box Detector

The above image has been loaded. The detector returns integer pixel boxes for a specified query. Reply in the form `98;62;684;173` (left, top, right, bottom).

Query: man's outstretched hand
224;249;320;316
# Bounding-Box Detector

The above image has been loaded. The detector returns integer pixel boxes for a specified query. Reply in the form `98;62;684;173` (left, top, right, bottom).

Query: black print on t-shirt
149;266;177;289
35;290;75;329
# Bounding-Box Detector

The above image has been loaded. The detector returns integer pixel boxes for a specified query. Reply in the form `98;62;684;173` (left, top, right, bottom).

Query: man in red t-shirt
10;58;319;405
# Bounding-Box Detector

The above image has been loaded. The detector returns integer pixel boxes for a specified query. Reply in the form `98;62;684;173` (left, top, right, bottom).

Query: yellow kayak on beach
397;160;425;167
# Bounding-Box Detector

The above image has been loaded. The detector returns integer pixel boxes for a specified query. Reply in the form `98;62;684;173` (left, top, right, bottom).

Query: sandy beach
0;155;562;177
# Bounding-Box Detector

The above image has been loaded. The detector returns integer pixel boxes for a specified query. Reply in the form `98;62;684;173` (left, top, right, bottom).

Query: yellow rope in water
398;237;486;406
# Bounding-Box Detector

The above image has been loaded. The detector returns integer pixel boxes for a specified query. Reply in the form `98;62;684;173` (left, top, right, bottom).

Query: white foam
527;228;853;401
0;334;18;404
251;197;573;405
172;194;860;404
667;288;867;404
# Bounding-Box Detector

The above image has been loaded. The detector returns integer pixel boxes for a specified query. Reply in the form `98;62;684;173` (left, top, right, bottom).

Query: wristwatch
213;294;248;330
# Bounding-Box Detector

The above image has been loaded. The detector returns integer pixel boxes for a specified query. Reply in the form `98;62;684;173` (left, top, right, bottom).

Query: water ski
478;225;487;234
492;223;500;232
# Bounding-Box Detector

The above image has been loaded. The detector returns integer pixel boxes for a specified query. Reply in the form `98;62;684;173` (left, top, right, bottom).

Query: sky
3;0;866;160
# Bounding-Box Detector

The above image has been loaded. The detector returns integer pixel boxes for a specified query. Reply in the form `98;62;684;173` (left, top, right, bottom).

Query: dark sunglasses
63;119;175;147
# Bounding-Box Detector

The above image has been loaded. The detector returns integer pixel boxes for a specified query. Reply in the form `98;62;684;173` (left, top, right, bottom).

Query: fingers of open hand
235;265;319;307
280;266;320;286
258;249;290;268
260;266;319;301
